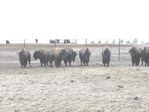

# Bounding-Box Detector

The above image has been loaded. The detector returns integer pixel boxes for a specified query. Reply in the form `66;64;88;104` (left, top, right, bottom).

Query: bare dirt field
0;44;149;112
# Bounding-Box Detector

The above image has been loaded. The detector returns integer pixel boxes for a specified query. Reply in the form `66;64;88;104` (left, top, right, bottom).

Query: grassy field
0;44;149;112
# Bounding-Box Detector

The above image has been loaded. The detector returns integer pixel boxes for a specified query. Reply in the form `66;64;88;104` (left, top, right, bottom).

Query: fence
0;38;144;62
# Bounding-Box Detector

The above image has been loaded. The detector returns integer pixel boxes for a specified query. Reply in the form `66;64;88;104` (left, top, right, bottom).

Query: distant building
98;41;101;44
6;40;10;44
55;39;60;43
49;40;56;44
90;41;95;44
64;39;70;44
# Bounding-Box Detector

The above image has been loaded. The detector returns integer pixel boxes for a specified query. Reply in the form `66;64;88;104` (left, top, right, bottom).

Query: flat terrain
0;44;149;112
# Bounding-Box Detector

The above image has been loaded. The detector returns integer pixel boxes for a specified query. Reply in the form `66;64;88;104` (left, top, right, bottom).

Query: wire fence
0;39;145;64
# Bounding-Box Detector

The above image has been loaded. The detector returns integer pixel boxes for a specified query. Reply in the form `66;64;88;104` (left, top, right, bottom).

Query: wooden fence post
24;39;26;48
85;38;87;47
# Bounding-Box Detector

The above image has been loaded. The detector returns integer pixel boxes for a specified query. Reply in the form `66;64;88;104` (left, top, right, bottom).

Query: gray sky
0;0;149;43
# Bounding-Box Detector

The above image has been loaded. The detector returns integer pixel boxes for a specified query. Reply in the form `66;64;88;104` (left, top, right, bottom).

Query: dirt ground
0;44;149;112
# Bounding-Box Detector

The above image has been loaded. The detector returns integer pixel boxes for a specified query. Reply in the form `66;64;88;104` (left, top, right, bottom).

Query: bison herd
129;46;149;66
18;46;149;68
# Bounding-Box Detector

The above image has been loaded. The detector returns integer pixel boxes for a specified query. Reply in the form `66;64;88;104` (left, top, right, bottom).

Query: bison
63;48;77;67
79;48;91;66
33;49;50;67
18;48;31;68
129;46;142;66
102;47;111;67
48;48;67;67
142;46;149;66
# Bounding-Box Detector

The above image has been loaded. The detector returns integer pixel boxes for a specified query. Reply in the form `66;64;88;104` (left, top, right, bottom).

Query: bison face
61;49;67;59
129;48;136;57
72;51;77;62
33;51;40;60
102;50;111;61
84;50;91;63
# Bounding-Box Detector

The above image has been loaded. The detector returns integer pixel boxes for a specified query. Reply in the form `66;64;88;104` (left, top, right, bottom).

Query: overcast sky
0;0;149;43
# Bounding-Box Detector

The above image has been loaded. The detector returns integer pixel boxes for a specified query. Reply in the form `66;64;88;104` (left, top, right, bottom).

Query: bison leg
103;62;105;66
107;63;109;67
44;60;48;67
28;59;31;67
86;63;88;66
50;62;53;67
24;64;26;68
136;60;140;66
69;60;71;67
80;61;82;66
83;62;85;66
64;61;67;67
141;61;143;65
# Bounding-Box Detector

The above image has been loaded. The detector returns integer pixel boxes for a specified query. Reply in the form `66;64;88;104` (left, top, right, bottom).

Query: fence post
54;41;56;48
75;39;77;44
118;38;121;61
24;39;26;48
85;38;87;47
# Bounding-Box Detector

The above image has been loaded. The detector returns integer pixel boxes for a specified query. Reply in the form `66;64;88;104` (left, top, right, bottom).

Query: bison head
129;47;137;57
102;49;111;60
72;51;77;62
33;51;40;60
84;48;91;62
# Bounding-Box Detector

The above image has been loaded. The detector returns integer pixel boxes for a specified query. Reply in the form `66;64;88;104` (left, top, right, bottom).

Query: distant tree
126;40;130;44
120;39;124;44
35;39;38;43
98;41;101;44
133;38;138;44
90;41;95;44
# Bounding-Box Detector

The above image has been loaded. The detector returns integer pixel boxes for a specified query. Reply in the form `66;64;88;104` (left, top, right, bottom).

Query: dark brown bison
50;48;67;67
33;49;50;67
102;47;111;67
19;48;31;68
129;46;142;66
79;48;91;66
63;48;77;66
142;46;149;66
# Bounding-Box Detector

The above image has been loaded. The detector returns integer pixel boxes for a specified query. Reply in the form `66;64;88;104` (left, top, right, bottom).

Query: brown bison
79;48;91;66
50;48;67;67
19;48;31;68
142;46;149;66
129;46;142;66
33;49;50;67
102;47;111;67
63;48;77;66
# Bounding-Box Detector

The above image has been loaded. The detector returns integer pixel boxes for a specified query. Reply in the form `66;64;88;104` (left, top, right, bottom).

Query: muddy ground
0;44;149;112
